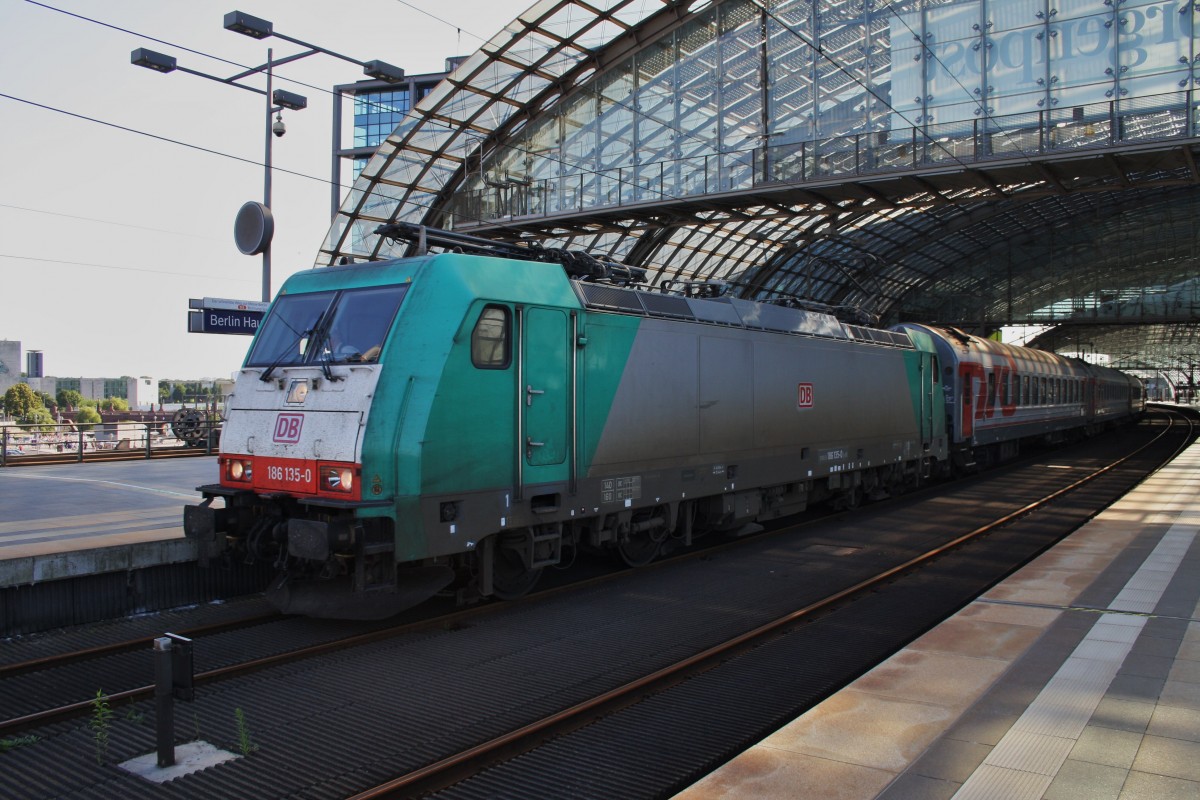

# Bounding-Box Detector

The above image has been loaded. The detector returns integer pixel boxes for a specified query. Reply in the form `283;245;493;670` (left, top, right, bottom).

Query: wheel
834;485;863;511
171;408;205;447
615;529;663;568
491;544;542;600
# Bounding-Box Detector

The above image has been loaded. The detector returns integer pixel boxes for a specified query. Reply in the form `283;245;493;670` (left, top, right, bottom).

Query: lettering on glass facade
891;0;1195;130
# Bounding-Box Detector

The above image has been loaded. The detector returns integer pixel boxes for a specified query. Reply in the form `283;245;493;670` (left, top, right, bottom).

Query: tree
158;384;170;403
171;385;185;403
3;383;41;419
34;390;55;409
99;397;130;412
21;407;55;430
75;407;102;429
57;389;84;409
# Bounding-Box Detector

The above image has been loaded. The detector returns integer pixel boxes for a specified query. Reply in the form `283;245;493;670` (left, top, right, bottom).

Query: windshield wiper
259;308;329;383
305;304;343;382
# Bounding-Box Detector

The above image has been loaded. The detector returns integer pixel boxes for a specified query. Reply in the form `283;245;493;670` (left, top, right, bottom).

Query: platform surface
676;442;1200;800
0;457;215;586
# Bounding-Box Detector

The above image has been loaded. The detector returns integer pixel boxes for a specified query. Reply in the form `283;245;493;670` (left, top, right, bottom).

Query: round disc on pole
234;201;274;256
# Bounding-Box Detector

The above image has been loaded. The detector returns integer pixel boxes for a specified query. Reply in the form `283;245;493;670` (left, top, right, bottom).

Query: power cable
0;92;329;187
0;90;501;234
390;0;490;44
0;202;221;240
0;252;257;282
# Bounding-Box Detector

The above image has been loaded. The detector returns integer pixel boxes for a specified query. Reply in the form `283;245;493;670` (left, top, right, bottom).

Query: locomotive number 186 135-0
256;456;319;492
267;464;313;484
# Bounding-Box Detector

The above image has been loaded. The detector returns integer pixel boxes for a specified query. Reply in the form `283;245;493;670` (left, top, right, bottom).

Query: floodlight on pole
272;89;308;111
134;12;406;302
130;48;177;73
222;10;273;39
129;45;306;303
363;60;407;84
224;9;406;84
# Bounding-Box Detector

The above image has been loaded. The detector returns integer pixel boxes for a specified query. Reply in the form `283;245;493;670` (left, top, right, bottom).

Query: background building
0;341;19;396
330;56;465;217
26;376;159;409
25;350;43;378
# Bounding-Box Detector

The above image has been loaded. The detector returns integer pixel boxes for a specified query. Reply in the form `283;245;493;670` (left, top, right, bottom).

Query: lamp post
132;10;406;302
131;47;306;303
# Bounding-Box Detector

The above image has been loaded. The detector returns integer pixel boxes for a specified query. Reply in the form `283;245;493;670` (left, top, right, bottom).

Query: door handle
526;385;545;406
526;436;545;458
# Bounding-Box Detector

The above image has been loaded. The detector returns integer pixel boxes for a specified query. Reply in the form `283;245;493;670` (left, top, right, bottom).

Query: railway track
0;413;1188;799
355;410;1195;799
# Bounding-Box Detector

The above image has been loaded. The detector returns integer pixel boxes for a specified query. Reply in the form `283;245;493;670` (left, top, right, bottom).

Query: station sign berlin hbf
188;297;269;335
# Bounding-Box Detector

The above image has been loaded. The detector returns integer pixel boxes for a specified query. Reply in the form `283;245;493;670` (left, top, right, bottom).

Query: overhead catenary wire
0;253;257;282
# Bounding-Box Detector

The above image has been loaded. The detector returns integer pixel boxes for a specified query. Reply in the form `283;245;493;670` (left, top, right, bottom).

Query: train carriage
895;323;1144;470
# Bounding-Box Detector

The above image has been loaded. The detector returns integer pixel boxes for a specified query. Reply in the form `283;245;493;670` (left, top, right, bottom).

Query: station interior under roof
321;0;1200;400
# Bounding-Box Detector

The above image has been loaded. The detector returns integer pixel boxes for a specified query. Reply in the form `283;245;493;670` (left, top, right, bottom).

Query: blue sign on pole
188;297;269;336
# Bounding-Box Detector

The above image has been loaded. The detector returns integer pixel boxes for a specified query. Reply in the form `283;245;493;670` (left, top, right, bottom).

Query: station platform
675;443;1200;799
0;457;213;588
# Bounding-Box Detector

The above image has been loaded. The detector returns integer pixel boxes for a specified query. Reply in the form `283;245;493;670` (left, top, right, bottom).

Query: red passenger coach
894;324;1143;470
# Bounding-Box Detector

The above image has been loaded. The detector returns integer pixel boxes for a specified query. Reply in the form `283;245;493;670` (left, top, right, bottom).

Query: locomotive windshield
246;285;409;370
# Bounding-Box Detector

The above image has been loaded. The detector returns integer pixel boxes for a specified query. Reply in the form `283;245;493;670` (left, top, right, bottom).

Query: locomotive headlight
226;458;253;483
321;465;354;493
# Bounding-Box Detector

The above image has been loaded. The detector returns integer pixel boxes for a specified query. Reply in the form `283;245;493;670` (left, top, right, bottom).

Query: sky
0;0;528;379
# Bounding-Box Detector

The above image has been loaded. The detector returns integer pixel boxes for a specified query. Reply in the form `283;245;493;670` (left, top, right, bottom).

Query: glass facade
349;81;448;183
445;0;1200;223
354;89;411;149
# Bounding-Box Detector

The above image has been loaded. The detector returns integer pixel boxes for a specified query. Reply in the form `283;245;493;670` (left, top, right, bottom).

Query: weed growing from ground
0;735;39;753
234;708;258;756
90;690;113;764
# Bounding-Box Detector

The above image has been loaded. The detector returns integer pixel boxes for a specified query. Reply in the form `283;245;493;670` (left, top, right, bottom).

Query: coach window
471;305;511;369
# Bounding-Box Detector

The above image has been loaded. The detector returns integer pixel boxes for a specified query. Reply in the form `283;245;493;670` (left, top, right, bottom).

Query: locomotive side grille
577;283;646;313
639;292;695;320
846;325;915;349
687;297;742;326
574;282;912;348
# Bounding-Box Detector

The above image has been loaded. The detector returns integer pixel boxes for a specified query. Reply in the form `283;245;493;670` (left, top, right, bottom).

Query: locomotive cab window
472;305;510;369
246;284;408;368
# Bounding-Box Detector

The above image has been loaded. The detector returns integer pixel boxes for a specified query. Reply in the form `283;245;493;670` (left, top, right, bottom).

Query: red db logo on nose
273;413;304;443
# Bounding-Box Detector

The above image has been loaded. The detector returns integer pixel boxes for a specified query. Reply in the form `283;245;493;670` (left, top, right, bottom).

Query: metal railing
0;419;220;467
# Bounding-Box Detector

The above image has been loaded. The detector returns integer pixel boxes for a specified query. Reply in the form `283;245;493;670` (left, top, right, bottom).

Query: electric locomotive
184;225;949;617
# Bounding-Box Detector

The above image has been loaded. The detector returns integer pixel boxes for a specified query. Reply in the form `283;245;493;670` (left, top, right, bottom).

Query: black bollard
153;637;175;768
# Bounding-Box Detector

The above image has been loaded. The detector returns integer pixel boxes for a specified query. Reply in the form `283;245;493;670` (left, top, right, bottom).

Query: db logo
797;383;814;409
273;413;304;443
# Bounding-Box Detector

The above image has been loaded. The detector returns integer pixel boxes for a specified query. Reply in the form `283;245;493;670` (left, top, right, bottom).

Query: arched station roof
320;0;1200;394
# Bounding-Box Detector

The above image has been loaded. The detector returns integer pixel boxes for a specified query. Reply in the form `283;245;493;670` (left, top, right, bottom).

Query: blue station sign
188;297;268;336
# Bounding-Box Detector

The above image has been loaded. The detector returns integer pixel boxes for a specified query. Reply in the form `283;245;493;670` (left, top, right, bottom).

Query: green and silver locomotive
185;225;953;617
